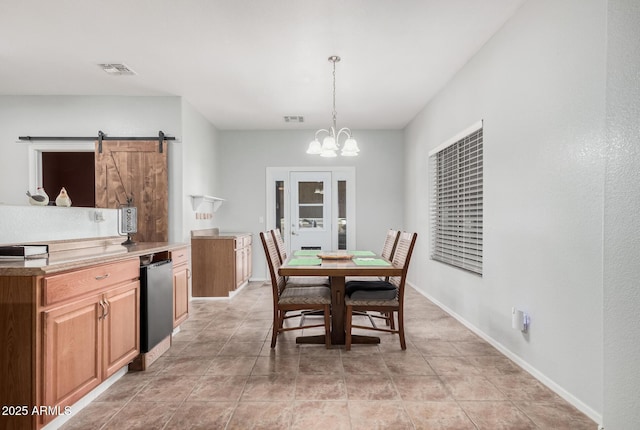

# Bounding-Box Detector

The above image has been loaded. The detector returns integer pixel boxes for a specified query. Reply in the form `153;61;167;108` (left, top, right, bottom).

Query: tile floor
61;282;596;430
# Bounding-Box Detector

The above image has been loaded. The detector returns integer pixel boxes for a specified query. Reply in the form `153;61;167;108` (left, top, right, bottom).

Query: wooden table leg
330;276;346;345
295;275;379;347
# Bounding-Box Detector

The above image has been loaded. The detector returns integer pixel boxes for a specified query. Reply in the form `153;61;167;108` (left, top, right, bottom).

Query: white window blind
430;122;483;275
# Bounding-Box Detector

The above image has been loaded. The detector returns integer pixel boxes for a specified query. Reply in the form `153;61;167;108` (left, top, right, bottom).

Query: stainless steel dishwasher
139;259;173;353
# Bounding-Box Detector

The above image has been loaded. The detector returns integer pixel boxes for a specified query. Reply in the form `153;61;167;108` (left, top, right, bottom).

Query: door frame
266;166;356;255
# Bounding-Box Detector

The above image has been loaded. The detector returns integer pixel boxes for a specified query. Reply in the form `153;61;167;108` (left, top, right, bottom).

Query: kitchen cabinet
191;231;252;297
42;280;138;417
0;256;140;430
41;259;139;426
170;246;190;327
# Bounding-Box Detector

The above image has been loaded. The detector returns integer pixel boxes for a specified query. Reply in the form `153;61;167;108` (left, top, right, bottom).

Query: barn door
95;140;168;242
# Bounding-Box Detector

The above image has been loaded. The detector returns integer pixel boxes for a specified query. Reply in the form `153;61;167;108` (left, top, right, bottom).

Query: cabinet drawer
171;247;190;266
43;259;139;307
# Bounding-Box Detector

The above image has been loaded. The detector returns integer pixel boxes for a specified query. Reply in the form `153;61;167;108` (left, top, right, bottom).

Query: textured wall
404;0;605;421
603;0;640;428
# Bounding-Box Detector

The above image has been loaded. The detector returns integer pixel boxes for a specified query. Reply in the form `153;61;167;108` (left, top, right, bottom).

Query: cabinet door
103;281;140;378
43;295;102;418
245;245;252;281
235;247;244;288
173;263;189;327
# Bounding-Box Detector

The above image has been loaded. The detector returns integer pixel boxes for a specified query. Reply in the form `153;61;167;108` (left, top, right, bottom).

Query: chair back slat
389;232;418;288
260;231;287;297
381;229;400;260
271;228;287;264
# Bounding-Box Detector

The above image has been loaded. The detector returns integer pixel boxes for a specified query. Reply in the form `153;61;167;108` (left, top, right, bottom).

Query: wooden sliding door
95;140;168;242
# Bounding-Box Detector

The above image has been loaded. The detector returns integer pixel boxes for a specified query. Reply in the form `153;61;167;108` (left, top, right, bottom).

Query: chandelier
306;56;360;157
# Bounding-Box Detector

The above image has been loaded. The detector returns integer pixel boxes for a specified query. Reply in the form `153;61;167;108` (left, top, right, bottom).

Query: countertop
0;238;189;276
191;229;252;239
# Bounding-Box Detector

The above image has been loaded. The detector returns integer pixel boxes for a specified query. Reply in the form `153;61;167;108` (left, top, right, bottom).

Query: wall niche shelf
189;195;225;212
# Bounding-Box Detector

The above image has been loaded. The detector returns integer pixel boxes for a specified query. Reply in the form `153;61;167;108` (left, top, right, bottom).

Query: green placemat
348;250;376;256
294;250;321;256
353;258;391;266
288;257;322;266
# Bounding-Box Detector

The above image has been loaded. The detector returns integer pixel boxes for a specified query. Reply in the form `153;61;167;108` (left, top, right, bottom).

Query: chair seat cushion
345;280;396;300
287;276;330;287
279;286;331;305
345;296;399;306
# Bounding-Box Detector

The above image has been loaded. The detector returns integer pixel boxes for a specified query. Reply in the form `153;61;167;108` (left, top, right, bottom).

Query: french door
290;172;332;251
266;167;355;255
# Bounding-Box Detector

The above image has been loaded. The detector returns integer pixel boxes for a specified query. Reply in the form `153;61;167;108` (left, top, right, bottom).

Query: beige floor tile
392;375;453;401
226;402;294;430
252;355;300;375
132;375;201;402
404;401;477;430
163;401;235;430
348;400;414;430
60;401;124;430
516;401;597;429
427;356;482;375
101;401;179;430
187;375;249;402
440;375;506;401
291;401;351;430
241;374;297;401
345;374;399;400
207;355;258;375
299;354;344;374
295;374;347;400
459;401;537;430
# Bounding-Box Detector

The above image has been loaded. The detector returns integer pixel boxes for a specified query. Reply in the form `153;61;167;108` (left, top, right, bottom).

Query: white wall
179;99;221;242
0;205;119;244
404;0;605;421
217;130;404;280
603;0;640;428
0;95;183;240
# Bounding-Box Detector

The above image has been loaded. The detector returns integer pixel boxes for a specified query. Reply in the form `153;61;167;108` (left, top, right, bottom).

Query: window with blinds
429;122;483;275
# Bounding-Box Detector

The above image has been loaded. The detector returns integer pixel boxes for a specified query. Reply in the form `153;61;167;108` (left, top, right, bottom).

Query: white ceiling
0;0;526;130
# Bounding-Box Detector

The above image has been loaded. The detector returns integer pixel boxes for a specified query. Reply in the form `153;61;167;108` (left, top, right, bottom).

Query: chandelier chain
332;58;337;130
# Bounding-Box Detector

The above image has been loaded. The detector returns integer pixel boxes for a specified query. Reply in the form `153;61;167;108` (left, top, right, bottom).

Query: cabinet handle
98;299;106;320
95;273;110;281
103;299;110;319
176;254;184;258
187;268;191;279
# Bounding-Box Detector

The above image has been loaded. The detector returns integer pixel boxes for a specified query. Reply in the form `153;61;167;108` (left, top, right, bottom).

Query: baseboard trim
408;281;603;426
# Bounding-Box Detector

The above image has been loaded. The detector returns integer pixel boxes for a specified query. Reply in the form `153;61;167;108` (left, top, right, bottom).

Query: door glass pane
275;181;285;237
298;181;324;229
299;182;324;204
338;180;346;249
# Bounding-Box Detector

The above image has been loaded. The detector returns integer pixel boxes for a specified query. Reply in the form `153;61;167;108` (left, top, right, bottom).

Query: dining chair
344;231;418;351
381;229;401;261
260;231;332;348
271;228;330;287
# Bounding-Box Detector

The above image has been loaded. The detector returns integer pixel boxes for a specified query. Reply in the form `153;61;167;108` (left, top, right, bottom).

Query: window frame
429;120;484;276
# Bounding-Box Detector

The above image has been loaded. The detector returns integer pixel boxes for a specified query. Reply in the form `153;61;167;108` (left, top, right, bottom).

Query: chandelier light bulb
322;135;338;151
306;139;322;154
320;149;338;158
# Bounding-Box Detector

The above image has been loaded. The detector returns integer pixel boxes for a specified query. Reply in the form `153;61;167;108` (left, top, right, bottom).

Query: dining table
279;250;402;346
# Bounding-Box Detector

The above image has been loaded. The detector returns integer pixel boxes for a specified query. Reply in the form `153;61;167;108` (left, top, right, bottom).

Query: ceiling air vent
284;116;304;123
98;63;136;76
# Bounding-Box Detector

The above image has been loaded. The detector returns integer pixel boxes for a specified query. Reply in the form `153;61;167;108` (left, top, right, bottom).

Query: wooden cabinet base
128;335;171;371
191;232;252;297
